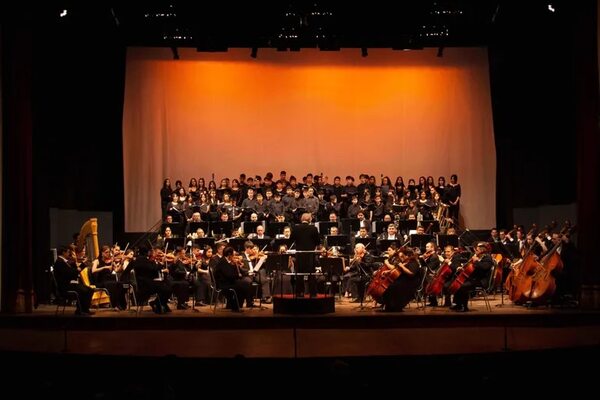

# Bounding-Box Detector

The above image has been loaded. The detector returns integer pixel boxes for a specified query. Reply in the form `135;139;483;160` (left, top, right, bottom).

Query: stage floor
1;296;598;358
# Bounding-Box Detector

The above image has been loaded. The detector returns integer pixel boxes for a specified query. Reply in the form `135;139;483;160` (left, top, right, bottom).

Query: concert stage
272;294;336;314
1;297;598;359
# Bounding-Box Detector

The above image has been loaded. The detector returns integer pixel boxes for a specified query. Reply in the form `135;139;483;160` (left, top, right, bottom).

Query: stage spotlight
361;47;368;57
171;46;180;60
250;47;258;58
437;46;444;58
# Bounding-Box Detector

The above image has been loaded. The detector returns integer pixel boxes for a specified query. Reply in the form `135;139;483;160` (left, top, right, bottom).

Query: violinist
53;245;94;315
130;247;172;314
420;242;442;307
343;243;373;303
190;245;211;306
241;241;271;305
169;246;193;310
91;245;127;310
380;246;420;312
214;246;253;312
451;242;493;312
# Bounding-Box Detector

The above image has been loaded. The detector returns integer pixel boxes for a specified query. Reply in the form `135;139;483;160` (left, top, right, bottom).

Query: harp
76;218;100;260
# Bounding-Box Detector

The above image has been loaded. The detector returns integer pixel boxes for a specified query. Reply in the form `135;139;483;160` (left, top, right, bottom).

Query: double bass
530;223;574;303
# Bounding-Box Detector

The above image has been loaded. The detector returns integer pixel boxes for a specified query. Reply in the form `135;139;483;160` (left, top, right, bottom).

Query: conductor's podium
272;273;335;315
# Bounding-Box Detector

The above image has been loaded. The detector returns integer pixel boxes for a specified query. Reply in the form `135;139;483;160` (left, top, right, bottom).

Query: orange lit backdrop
123;47;496;231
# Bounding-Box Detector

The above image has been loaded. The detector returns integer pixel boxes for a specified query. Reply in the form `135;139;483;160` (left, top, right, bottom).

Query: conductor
290;212;320;297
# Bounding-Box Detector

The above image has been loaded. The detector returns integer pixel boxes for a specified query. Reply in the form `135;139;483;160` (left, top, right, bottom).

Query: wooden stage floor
1;295;598;359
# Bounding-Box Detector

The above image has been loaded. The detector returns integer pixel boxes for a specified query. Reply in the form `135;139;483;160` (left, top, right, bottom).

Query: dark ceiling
24;0;514;50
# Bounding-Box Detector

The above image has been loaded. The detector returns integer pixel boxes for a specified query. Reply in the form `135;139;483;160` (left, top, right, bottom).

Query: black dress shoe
177;304;189;310
149;300;162;314
449;304;461;311
262;297;272;304
427;302;438;307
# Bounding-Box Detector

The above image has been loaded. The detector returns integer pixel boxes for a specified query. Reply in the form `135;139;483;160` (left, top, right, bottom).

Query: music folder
340;218;360;234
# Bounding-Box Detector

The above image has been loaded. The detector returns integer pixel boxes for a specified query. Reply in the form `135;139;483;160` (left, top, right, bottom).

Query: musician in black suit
451;242;493;312
130;247;172;313
290;213;320;296
441;245;463;307
214;246;252;312
53;246;94;315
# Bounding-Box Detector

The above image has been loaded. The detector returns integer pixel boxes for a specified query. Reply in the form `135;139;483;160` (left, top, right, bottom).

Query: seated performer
380;246;421;312
450;242;494;312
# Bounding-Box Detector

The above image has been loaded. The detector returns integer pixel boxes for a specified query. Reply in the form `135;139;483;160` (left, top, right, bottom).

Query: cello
367;249;401;303
425;261;453;296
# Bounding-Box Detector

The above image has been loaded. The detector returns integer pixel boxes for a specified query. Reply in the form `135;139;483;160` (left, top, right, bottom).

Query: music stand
265;253;292;295
162;223;184;238
167;209;185;224
372;221;392;235
354;237;376;251
376;239;401;254
316;221;339;236
436;234;459;249
410;234;434;251
324;235;350;252
188;221;209;235
398;219;418;235
318;257;345;298
241;221;265;235
421;220;441;234
271;238;293;251
248;238;271;251
165;237;185;250
228;238;246;252
488;242;514;308
193;237;215;249
341;218;360;235
266;222;291;238
211;221;233;237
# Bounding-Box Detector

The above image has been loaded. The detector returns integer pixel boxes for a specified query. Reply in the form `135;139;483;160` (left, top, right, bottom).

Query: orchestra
58;172;577;315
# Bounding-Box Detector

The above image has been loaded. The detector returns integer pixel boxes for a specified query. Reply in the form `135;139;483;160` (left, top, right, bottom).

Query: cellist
380;246;420;312
450;242;494;312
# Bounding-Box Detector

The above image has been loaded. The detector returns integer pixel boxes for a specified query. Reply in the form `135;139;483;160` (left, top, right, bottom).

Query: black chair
470;264;496;312
50;266;81;315
208;267;240;312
